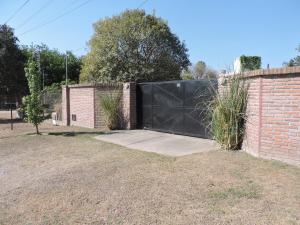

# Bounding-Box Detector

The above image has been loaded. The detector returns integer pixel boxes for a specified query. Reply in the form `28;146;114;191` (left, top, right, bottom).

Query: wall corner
122;82;136;129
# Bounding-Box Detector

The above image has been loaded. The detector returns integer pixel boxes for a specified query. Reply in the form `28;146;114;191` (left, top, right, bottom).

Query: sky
1;0;300;71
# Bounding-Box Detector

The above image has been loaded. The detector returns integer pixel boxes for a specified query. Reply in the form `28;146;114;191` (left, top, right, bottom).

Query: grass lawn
0;120;299;225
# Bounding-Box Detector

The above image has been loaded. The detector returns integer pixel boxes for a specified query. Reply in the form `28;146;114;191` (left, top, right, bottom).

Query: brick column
62;86;70;126
122;82;136;129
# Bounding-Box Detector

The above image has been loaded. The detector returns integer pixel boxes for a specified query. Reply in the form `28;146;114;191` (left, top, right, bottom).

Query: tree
181;68;193;80
181;61;217;80
0;24;27;101
24;53;44;134
239;55;261;71
80;10;190;83
22;44;81;86
194;61;206;79
284;44;300;67
204;68;218;79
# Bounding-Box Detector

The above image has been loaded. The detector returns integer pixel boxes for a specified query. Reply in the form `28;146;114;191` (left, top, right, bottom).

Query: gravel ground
0;112;299;225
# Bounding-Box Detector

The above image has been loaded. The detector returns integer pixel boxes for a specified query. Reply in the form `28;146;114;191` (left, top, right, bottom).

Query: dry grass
0;116;299;224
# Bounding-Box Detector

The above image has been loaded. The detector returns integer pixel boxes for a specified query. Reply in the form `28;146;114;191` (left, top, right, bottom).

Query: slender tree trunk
35;124;40;135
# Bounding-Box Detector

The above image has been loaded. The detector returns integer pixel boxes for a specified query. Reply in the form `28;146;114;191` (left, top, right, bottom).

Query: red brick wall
219;66;300;165
242;77;261;157
61;83;136;130
122;82;136;129
61;86;69;126
260;75;300;165
69;86;95;128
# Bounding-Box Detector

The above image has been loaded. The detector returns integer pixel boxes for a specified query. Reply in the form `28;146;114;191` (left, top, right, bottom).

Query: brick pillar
62;86;70;126
122;82;136;129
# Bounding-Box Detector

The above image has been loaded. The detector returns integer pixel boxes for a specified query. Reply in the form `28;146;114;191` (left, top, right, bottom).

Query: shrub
209;75;248;150
240;55;261;71
100;91;121;130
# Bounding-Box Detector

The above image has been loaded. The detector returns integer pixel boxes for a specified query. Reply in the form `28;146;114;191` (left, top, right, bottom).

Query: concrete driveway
95;130;218;156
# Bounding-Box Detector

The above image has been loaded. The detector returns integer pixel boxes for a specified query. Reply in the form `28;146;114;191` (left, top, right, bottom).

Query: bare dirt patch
0;120;299;225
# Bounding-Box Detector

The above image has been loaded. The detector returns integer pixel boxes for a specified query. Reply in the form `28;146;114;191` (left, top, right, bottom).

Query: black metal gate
136;79;216;138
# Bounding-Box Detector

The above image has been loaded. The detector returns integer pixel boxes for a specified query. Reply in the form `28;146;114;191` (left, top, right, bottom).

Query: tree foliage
0;24;27;99
194;61;206;79
80;10;190;83
181;69;193;80
22;44;81;86
181;60;217;80
24;53;44;134
240;55;261;71
284;44;300;67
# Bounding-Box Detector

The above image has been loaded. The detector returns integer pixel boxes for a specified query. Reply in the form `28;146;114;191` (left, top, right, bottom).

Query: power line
137;0;149;9
16;0;53;29
72;46;87;53
72;0;150;55
4;0;30;24
17;0;83;30
19;0;93;36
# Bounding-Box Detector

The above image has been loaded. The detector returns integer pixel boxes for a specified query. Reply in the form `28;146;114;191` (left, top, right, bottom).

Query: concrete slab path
95;130;218;156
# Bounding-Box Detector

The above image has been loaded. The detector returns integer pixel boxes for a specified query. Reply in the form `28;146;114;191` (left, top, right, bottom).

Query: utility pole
37;50;41;74
65;50;68;86
42;69;45;105
42;70;45;90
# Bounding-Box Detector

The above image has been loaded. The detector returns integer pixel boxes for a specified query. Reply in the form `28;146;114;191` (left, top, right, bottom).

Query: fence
61;83;136;129
42;90;62;117
219;66;300;165
61;67;300;165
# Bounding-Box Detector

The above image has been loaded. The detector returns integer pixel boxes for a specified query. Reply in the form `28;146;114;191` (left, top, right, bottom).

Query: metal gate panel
137;80;216;138
153;106;184;133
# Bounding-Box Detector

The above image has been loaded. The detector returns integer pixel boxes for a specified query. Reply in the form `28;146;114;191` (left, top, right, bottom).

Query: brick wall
122;82;136;129
61;86;70;126
61;83;136;130
69;86;95;128
219;66;300;165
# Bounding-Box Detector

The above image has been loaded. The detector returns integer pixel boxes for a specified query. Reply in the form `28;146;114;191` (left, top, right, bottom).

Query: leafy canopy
80;10;190;83
181;60;217;80
22;44;82;86
240;55;261;71
0;24;27;98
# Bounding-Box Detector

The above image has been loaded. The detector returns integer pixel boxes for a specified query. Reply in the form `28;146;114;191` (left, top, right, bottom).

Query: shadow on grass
0;118;24;124
47;131;105;137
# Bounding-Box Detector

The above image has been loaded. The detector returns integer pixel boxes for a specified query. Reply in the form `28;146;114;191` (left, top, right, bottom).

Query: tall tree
24;53;44;134
181;61;217;80
0;24;27;101
22;44;81;86
194;61;206;79
80;10;190;83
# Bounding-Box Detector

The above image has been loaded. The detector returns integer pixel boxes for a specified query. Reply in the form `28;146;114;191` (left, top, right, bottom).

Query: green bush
240;55;261;71
209;76;248;150
100;91;121;130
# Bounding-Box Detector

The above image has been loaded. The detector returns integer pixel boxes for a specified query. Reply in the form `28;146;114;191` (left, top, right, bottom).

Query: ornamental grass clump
100;91;121;130
210;75;248;150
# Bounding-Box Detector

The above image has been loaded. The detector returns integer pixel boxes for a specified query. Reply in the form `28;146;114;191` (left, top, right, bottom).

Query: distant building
234;57;241;74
